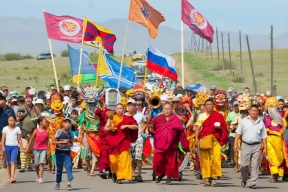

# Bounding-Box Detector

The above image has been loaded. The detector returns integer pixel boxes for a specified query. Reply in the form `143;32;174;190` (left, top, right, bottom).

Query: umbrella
174;89;197;96
185;84;207;92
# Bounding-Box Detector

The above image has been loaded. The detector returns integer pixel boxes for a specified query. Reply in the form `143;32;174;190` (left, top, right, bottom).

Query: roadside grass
172;48;288;96
0;54;131;93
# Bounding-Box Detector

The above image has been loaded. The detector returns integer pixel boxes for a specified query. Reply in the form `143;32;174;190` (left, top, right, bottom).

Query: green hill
173;48;288;96
1;49;287;96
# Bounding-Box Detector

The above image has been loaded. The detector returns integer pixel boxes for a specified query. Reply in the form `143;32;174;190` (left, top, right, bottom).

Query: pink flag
44;12;83;43
181;0;214;43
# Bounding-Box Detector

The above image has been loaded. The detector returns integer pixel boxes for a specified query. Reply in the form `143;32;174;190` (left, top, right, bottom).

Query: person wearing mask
234;105;267;189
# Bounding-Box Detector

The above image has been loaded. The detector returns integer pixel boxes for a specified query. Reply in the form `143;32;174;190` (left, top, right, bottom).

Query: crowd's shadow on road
218;182;239;187
70;187;90;190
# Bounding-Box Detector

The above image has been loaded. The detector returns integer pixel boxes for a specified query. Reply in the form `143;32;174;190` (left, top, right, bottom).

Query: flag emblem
140;5;151;19
190;10;207;30
59;19;81;36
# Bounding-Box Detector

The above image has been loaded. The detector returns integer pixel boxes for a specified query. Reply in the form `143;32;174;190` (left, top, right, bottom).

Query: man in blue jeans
52;118;74;191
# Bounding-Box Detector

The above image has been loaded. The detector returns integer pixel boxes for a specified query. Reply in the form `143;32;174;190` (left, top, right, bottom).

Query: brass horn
148;95;161;109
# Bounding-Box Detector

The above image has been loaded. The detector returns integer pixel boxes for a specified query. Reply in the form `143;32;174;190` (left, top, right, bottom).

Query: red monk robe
95;108;110;173
106;115;138;180
199;111;229;146
150;114;189;178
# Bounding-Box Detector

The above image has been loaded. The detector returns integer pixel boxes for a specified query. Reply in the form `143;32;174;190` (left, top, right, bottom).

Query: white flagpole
48;38;59;92
117;19;130;89
43;9;59;91
181;20;185;88
77;15;86;86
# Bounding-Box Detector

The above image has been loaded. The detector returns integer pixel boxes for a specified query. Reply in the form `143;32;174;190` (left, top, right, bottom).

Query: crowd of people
0;83;288;190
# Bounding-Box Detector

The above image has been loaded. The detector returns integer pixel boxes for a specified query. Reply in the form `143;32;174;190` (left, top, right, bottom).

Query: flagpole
95;46;102;87
181;20;185;88
77;15;86;86
117;19;130;89
48;38;59;92
43;9;59;91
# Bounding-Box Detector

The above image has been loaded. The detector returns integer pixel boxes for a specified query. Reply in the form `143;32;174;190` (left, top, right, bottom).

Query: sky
0;0;287;35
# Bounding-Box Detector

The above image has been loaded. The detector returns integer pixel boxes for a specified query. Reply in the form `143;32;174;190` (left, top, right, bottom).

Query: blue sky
0;0;287;35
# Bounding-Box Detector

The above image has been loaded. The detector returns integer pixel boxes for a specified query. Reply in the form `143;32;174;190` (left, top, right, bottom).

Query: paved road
0;166;286;192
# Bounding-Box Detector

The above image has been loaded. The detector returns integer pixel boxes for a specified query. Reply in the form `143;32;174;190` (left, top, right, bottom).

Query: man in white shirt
125;99;146;182
234;105;267;189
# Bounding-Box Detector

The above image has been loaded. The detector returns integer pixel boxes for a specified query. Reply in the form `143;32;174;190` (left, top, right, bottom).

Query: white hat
28;88;36;95
176;94;182;98
46;93;51;99
63;96;70;105
12;99;17;102
160;94;168;102
63;85;71;91
127;99;136;104
34;98;45;105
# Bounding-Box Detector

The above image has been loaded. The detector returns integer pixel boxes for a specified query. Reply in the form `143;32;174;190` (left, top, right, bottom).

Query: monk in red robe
149;102;189;185
195;99;229;187
104;104;138;184
95;103;111;179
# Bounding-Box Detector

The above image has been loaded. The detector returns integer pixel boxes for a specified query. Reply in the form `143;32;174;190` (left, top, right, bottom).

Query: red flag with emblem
181;0;214;43
44;12;83;43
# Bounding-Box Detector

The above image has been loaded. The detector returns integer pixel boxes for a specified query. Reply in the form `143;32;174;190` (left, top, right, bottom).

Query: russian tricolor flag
147;46;178;80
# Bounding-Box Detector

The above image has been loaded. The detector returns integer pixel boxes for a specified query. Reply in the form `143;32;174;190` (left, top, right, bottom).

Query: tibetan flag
83;17;116;54
147;46;178;80
97;50;135;89
43;12;83;43
129;0;165;39
181;0;214;43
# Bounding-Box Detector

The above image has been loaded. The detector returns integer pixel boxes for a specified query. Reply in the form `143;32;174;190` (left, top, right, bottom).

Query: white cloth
2;126;21;146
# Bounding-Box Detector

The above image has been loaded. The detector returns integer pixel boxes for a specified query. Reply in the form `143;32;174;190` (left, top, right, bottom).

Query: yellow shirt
195;112;209;127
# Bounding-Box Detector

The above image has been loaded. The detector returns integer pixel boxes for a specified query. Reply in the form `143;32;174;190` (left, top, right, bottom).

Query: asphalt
0;166;287;192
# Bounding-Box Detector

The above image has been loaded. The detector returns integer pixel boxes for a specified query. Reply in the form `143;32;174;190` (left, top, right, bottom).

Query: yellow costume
196;113;222;179
264;97;287;177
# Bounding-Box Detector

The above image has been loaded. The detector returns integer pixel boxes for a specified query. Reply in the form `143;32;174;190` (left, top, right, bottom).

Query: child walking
25;117;49;183
52;117;74;191
1;115;24;183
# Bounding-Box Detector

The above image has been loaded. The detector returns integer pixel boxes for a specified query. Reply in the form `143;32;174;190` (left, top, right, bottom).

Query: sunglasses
3;89;8;92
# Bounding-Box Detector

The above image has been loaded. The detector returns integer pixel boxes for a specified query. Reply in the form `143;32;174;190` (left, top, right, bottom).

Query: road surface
0;166;286;192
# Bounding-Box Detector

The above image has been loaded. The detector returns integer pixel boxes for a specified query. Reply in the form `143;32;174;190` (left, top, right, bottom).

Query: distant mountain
0;17;287;56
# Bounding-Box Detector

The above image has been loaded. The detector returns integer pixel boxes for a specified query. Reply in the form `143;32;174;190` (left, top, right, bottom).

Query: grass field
0;55;131;95
173;48;288;96
0;49;287;96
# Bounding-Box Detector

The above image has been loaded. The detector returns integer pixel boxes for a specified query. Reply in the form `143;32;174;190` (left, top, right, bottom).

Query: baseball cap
63;85;71;91
160;94;168;101
210;85;217;90
172;96;180;101
233;100;238;106
34;99;45;105
63;117;72;122
127;99;136;104
28;88;36;95
231;89;238;97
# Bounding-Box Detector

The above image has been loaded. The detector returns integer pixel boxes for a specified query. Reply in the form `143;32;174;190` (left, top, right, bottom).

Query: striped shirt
55;129;74;156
